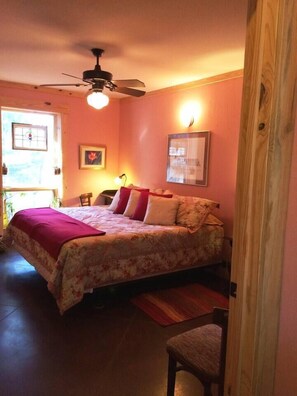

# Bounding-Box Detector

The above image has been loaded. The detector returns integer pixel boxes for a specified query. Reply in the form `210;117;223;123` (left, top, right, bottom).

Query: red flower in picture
84;149;102;165
88;152;98;162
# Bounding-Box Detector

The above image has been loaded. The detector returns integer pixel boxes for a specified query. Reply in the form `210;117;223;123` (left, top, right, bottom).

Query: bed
2;191;224;314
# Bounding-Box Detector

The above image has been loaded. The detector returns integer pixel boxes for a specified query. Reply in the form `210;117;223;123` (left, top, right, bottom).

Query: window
1;108;62;226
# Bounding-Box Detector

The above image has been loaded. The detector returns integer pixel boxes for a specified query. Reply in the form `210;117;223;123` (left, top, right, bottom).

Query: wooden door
225;0;297;395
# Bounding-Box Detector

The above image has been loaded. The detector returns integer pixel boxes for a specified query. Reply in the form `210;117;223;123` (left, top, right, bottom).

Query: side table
100;189;118;205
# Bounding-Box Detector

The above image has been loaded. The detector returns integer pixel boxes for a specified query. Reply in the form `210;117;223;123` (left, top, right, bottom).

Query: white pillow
143;196;179;225
107;189;120;211
123;189;141;217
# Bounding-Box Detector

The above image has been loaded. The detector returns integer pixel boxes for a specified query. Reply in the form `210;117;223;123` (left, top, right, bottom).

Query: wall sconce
114;173;127;186
180;101;202;128
185;115;195;127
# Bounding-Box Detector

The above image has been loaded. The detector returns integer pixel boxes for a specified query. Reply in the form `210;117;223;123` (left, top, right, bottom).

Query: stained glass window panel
12;123;48;151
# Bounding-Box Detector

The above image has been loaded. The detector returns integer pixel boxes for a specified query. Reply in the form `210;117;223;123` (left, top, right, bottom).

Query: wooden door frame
225;0;297;395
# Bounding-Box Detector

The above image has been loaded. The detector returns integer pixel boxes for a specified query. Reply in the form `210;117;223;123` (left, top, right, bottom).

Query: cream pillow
123;189;141;217
143;196;179;225
107;189;120;211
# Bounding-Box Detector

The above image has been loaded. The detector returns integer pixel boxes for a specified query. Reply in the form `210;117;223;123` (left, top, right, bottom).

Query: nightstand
100;189;117;205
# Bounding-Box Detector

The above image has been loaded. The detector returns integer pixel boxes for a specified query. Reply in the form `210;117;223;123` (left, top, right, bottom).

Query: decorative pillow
131;191;173;221
163;189;174;195
204;213;224;226
123;189;142;217
127;183;141;189
114;187;149;214
176;196;219;233
108;184;147;211
149;188;164;194
107;189;120;211
149;188;174;195
143;196;179;225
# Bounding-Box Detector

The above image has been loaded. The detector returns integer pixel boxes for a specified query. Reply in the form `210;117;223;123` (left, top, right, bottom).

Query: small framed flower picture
79;145;106;170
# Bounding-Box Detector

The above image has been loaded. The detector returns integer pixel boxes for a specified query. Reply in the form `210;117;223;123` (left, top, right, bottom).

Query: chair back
80;192;92;206
213;307;229;394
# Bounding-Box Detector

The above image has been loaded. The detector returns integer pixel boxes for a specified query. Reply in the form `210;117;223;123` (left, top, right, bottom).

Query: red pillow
130;191;173;221
113;187;149;214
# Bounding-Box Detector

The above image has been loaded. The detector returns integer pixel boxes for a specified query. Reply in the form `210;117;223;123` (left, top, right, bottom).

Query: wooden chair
166;307;229;396
79;192;92;206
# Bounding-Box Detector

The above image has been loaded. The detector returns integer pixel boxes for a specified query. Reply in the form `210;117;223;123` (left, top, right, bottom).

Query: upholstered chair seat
166;307;228;396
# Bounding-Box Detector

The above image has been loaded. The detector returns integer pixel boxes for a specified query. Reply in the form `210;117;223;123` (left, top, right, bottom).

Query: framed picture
79;145;106;170
166;131;210;186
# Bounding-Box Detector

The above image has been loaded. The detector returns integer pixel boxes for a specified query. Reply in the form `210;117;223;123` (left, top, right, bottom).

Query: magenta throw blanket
10;207;105;259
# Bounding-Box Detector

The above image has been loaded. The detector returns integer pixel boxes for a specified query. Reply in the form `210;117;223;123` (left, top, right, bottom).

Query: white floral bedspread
3;206;224;314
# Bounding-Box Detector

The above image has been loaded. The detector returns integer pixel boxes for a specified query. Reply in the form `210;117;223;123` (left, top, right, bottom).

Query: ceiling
0;0;248;98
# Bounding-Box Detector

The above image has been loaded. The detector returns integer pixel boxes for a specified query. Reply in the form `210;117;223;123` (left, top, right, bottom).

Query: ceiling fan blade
62;72;84;80
113;79;145;88
114;86;146;97
62;73;93;85
40;83;88;87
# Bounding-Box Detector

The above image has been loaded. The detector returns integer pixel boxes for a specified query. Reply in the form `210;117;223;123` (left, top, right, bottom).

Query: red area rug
131;283;229;326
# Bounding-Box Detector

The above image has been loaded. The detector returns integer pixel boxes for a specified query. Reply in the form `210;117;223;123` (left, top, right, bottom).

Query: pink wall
0;84;120;207
274;123;297;395
119;77;243;235
119;77;297;394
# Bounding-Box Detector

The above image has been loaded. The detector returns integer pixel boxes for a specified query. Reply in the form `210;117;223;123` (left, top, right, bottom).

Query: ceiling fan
40;48;146;109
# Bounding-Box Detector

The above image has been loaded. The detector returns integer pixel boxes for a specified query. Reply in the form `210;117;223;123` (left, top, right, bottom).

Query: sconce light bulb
188;116;194;127
180;101;202;128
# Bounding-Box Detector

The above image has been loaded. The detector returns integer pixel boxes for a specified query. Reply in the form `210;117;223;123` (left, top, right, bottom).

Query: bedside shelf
100;189;117;205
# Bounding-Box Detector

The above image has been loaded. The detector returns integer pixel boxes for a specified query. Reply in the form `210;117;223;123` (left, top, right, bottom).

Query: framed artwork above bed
166;131;210;186
79;145;106;170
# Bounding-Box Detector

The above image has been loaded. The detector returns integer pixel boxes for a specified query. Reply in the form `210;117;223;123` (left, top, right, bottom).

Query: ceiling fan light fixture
87;90;109;109
40;49;146;100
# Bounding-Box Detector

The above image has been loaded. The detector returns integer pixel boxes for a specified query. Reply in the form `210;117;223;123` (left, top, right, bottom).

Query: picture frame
79;145;106;170
166;131;210;186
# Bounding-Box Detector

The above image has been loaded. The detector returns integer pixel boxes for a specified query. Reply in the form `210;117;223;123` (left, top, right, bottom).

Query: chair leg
203;382;212;396
167;355;177;396
218;381;224;396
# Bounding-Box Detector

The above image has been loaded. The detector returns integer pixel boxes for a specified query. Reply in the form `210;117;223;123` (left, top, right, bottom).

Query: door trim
225;0;297;394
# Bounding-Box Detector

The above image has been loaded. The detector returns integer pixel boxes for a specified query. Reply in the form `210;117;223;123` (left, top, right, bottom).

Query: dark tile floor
0;248;227;396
